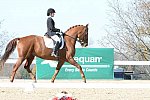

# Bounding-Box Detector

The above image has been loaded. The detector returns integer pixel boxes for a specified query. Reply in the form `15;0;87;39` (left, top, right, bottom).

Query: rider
45;8;61;57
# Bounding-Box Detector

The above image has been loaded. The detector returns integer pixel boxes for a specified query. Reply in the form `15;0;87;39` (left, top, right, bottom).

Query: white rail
114;61;150;65
5;59;36;64
5;59;150;65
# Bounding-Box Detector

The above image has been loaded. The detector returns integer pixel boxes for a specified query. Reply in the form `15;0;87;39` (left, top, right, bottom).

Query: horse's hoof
34;80;37;83
51;81;54;83
10;80;13;83
83;80;86;83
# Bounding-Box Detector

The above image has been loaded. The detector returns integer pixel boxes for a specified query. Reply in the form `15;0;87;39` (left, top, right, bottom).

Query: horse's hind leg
10;57;25;82
67;58;86;83
24;55;36;82
51;60;65;83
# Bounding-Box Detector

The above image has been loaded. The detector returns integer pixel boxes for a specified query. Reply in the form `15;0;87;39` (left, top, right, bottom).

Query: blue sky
0;0;109;47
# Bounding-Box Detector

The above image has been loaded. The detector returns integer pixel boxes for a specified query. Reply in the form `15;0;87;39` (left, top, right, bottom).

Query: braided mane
65;25;84;33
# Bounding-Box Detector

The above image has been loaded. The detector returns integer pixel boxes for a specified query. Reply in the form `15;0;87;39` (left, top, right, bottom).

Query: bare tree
101;0;150;60
100;0;150;79
0;20;15;57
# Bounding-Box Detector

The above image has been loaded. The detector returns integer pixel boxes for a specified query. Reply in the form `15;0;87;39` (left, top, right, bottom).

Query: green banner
36;48;114;79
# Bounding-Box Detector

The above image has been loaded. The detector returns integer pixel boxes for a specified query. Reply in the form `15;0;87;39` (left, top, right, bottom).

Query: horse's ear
86;23;89;27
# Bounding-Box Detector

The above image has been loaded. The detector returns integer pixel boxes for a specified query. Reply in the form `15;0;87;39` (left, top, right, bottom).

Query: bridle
64;26;88;45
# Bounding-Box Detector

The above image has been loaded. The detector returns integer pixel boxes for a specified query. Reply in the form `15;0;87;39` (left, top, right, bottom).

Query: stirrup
51;52;57;57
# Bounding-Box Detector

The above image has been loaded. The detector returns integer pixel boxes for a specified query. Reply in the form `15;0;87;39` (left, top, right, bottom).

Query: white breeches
51;35;60;43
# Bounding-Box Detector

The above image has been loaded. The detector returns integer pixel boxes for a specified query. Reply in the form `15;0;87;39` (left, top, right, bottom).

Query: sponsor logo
74;57;102;64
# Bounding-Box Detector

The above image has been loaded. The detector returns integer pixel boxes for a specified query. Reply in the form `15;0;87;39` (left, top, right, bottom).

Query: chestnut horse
0;24;88;83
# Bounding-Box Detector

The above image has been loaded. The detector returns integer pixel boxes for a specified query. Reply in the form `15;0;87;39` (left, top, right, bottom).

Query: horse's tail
0;38;19;70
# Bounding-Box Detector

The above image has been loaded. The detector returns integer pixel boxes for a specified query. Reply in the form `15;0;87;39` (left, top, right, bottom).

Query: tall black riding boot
51;42;60;57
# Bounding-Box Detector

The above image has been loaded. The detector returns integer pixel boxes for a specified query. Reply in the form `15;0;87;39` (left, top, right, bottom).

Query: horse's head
77;24;88;47
65;24;88;47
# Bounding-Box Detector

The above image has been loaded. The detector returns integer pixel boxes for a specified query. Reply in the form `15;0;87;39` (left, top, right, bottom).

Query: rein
64;33;81;42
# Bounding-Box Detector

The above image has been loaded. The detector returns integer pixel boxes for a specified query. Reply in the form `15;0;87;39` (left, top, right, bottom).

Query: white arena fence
5;59;150;79
0;59;150;89
5;58;150;65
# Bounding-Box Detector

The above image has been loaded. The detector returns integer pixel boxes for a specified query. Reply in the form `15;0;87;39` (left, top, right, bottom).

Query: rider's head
47;8;56;17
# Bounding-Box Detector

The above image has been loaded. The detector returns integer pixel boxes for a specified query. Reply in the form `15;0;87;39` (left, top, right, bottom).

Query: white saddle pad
43;35;64;49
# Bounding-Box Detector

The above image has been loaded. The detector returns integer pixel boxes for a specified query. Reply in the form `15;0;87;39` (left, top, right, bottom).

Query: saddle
43;34;64;49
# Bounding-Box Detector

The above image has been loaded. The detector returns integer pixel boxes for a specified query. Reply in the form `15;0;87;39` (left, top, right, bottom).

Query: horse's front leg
67;57;86;83
51;60;65;83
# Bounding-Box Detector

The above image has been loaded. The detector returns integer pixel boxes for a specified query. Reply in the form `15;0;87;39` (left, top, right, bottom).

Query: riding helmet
47;8;56;16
